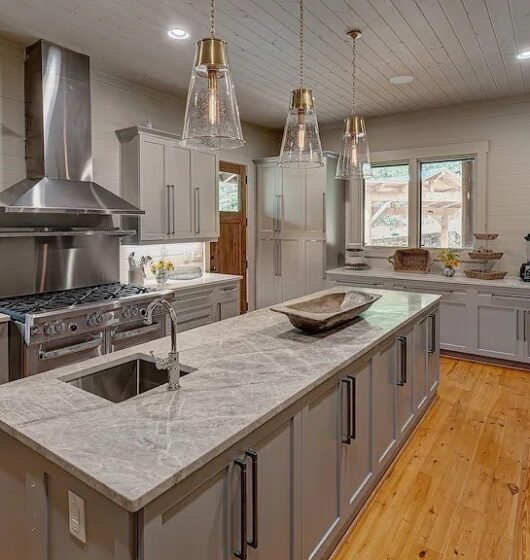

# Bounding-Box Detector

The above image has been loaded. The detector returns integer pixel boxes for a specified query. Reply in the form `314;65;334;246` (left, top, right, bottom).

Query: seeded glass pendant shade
335;30;371;179
279;88;324;168
279;0;324;168
180;2;244;151
335;115;372;179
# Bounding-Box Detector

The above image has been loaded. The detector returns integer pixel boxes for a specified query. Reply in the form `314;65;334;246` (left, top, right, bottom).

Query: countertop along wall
0;37;280;310
321;94;530;274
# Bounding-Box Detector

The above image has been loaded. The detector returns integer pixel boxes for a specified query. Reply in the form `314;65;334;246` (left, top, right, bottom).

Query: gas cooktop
0;283;154;323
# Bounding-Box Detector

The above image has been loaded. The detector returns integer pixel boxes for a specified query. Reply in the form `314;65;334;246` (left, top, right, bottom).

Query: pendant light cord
210;0;215;37
351;35;356;115
299;0;304;88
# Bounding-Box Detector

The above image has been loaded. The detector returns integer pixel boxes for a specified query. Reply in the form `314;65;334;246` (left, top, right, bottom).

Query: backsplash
120;243;205;283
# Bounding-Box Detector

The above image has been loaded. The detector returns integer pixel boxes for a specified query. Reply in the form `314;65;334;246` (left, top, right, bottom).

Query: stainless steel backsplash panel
0;235;120;298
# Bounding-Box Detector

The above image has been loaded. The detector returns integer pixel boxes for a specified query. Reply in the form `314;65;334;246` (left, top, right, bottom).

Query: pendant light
180;0;245;151
279;0;324;168
335;30;372;179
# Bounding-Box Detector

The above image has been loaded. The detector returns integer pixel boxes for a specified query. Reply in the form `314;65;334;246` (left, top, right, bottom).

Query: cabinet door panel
281;168;305;233
301;384;341;560
304;240;326;295
218;299;239;321
250;421;294;560
305;166;326;233
396;330;414;438
192;151;218;238
280;239;304;302
439;301;468;351
476;304;518;359
257;165;279;235
414;318;429;412
167;142;192;238
257;239;278;308
143;467;230;560
139;137;170;239
341;363;372;513
372;341;397;470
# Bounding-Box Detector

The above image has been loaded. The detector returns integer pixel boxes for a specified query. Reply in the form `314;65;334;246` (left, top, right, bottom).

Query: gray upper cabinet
340;362;373;515
116;126;219;244
372;339;397;471
300;382;342;560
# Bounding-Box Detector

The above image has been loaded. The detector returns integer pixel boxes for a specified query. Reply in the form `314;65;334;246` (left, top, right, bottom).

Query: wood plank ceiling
0;0;529;128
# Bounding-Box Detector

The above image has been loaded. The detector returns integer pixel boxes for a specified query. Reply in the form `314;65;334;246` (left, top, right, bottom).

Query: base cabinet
300;383;342;560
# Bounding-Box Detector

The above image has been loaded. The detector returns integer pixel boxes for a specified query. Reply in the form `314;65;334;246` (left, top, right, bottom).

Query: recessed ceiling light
390;75;414;85
167;28;191;40
517;50;530;60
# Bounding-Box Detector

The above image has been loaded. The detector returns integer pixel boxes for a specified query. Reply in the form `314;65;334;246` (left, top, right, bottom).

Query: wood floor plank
332;358;530;560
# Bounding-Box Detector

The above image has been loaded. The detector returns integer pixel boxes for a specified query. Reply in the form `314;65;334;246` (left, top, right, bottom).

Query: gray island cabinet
0;288;440;560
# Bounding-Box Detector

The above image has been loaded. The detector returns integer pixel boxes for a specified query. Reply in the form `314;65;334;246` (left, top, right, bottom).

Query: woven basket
388;249;433;273
468;251;504;260
464;270;507;280
473;233;499;240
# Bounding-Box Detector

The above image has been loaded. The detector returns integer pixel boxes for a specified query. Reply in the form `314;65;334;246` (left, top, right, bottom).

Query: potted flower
439;249;459;277
151;259;174;287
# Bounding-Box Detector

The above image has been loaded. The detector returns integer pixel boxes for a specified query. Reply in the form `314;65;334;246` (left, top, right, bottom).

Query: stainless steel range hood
0;40;143;215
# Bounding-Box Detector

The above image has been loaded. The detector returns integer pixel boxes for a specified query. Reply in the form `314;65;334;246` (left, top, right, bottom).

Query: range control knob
55;321;66;335
44;323;56;336
69;323;78;333
123;308;131;319
97;314;104;325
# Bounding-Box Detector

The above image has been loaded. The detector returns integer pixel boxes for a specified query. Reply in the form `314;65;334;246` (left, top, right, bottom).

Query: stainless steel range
4;284;174;380
0;40;174;382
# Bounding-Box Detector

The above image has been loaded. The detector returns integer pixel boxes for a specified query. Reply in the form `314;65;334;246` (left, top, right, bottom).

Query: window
420;159;474;249
363;155;476;250
364;163;409;247
218;171;240;212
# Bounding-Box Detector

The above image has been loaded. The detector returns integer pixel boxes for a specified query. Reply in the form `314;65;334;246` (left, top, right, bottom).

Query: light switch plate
68;490;87;544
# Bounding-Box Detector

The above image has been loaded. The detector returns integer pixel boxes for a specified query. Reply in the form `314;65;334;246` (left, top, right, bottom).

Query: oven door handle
38;336;103;361
111;323;160;341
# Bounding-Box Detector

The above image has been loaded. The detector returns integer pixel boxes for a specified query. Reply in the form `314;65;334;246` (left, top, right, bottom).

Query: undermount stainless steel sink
64;358;195;403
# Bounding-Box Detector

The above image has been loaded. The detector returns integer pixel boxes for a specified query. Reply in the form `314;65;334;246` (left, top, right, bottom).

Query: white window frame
356;141;489;259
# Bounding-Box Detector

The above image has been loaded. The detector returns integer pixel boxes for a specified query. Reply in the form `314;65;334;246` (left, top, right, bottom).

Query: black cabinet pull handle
341;378;352;444
234;458;247;560
428;314;436;354
166;185;171;235
245;450;258;549
347;375;357;440
171;185;176;234
397;336;407;386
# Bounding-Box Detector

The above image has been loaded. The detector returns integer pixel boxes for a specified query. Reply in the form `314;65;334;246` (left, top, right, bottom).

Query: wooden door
210;162;248;313
191;150;218;239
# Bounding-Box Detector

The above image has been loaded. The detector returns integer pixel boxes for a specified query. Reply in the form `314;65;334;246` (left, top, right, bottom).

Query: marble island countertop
0;288;440;512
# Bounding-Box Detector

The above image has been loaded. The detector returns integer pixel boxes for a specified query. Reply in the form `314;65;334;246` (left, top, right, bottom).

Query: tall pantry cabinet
255;155;345;309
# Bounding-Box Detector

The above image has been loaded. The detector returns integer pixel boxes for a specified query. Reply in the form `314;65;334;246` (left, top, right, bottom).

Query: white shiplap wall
0;38;279;309
321;94;530;274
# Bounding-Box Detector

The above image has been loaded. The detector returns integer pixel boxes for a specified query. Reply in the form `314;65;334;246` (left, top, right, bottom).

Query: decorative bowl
271;288;382;333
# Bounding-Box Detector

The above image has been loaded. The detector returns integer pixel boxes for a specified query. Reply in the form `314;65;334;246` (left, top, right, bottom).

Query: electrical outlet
68;490;86;544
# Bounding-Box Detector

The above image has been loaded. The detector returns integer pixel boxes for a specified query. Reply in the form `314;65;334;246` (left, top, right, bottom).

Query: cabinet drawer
390;282;466;302
334;279;386;289
176;306;214;332
216;283;239;303
173;289;214;312
477;291;530;310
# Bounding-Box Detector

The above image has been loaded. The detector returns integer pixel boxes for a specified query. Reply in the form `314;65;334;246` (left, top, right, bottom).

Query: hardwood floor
332;357;530;560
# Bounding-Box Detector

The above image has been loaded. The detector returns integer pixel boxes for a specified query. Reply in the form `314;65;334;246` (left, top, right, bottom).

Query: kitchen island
0;288;440;560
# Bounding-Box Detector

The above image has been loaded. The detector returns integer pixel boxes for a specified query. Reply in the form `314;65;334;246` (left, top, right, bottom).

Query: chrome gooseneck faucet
144;299;181;391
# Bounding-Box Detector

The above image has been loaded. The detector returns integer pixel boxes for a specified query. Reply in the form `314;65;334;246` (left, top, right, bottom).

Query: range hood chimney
0;40;143;215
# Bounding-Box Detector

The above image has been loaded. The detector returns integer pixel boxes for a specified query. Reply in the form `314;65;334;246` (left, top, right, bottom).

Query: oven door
25;332;106;377
108;316;167;353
